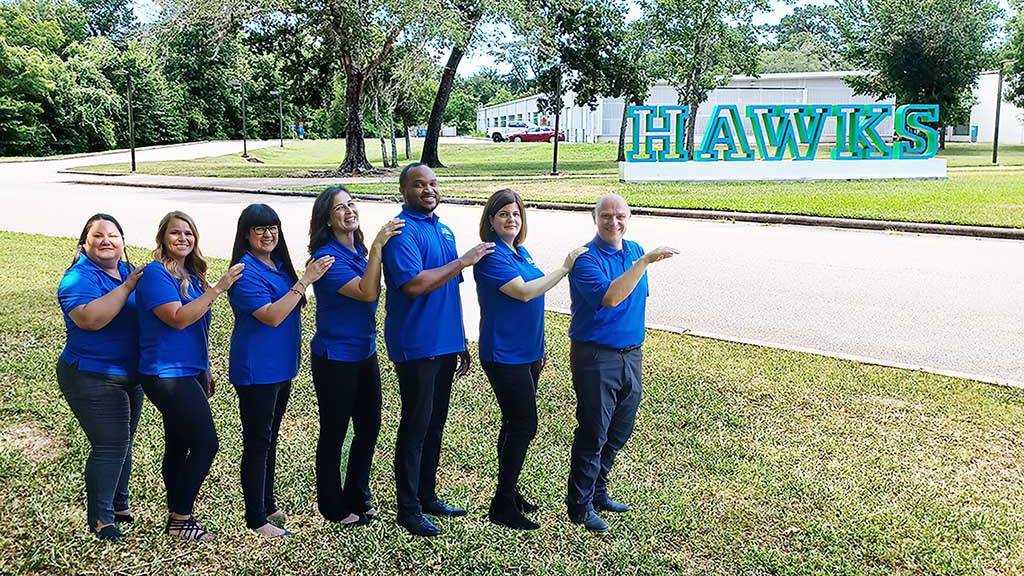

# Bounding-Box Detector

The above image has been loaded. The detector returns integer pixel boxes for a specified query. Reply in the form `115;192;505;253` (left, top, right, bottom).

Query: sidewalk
60;174;1024;241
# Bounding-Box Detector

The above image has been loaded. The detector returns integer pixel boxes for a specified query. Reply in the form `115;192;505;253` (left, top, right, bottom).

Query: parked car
490;120;536;142
507;127;566;143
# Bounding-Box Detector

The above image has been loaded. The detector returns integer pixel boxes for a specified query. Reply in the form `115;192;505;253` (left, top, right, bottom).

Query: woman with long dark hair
57;214;144;541
227;204;333;539
474;189;587;530
135;211;244;541
307;185;403;525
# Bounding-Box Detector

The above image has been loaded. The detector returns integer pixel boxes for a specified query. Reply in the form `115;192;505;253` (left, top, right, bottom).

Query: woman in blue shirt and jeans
57;214;143;541
136;211;244;541
227;204;333;539
474;189;587;530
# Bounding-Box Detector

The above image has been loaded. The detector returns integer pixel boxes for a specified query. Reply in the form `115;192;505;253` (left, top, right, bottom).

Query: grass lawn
67;139;1024;178
3;231;1024;574
335;171;1024;229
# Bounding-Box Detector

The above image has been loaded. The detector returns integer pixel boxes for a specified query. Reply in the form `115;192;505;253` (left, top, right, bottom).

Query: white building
476;70;1024;145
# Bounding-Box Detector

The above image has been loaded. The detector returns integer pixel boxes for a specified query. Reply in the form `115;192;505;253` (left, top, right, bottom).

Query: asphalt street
3;141;1021;386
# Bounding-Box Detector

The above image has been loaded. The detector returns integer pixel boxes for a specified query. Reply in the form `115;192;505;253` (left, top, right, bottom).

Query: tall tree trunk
939;125;946;150
686;101;700;154
338;67;373;174
375;95;388;167
389;109;399;168
404;121;411;160
422;13;481;168
617;97;631;162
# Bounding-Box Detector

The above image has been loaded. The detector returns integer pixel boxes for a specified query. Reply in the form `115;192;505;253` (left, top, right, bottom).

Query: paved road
4;142;1022;386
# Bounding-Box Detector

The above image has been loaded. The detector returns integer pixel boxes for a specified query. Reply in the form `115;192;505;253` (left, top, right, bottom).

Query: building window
952;124;970;136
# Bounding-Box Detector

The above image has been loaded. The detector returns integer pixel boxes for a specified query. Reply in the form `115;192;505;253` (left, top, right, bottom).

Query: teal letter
893;104;939;159
695;105;754;162
746;105;830;161
831;104;894;160
626;105;690;162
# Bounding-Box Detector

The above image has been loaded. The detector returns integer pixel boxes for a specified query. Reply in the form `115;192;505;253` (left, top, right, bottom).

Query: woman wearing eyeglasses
227;204;334;539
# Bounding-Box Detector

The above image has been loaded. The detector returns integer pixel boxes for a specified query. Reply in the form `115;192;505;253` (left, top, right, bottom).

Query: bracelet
289;287;304;297
296;280;308;290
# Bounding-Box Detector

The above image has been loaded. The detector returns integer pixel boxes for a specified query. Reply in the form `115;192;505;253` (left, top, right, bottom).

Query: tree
835;0;1000;148
999;0;1024;110
76;0;137;43
758;32;834;73
773;4;840;47
643;0;768;152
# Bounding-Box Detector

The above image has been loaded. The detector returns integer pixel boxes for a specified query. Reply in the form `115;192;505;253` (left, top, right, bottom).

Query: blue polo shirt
474;240;545;364
569;236;649;349
228;252;301;385
311;238;378;362
57;255;139;376
136;261;210;378
381;206;466;362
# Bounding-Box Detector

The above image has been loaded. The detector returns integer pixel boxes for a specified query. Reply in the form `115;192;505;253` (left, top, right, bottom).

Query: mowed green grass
68;139;1024;178
337;170;1024;228
3;231;1024;575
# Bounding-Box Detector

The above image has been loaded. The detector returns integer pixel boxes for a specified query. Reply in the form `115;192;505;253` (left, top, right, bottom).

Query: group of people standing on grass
56;162;678;542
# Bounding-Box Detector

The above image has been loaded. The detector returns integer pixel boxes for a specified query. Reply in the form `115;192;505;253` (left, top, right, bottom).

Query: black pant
393;354;457;519
565;341;642;518
140;373;219;516
56;359;143;528
235;381;291;529
481;360;541;499
311;353;382;520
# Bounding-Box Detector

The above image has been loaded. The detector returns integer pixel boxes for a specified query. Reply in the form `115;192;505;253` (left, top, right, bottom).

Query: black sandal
165;516;215;541
113;510;134;524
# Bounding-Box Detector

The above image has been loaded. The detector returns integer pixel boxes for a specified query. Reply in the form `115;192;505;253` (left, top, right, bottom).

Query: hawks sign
620;104;946;182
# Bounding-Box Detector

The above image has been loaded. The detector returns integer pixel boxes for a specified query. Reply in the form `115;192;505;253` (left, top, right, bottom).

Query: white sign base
618;158;947;182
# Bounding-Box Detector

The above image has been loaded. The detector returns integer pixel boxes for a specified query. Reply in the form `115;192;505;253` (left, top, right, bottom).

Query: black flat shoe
398;514;441;537
489;496;540;531
90;523;122;541
113;510;134;524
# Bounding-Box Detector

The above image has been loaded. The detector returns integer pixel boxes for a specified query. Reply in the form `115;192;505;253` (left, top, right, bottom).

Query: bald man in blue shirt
565;194;677;533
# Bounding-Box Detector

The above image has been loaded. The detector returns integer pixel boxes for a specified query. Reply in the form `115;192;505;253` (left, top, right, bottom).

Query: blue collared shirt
474;240;545;364
227;252;301;385
57;255;139;376
311;238;378;362
569;236;649;349
381;206;466;362
136;261;210;378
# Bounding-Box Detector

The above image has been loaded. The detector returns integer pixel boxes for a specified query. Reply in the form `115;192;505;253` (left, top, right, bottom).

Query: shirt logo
440;226;455;241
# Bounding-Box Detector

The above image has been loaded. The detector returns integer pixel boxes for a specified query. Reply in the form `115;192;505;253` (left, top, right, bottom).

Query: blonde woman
135;211;243;541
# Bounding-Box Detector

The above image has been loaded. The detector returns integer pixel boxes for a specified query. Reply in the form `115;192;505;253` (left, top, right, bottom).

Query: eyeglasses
252;225;279;236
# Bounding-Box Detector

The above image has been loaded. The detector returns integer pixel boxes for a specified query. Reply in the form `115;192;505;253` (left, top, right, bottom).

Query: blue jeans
56;359;143;528
565;341;642;518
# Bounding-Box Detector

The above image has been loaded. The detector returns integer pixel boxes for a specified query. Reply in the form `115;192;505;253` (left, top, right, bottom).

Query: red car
507;127;566;143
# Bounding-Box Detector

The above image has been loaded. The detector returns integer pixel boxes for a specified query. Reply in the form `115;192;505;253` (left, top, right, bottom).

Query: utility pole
993;61;1008;165
127;75;136;173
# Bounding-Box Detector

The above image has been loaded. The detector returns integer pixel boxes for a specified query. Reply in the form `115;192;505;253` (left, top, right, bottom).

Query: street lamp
230;79;248;158
993;60;1013;165
270;89;284;148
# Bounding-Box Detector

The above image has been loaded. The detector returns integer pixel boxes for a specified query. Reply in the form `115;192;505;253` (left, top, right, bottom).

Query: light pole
993;60;1012;165
270;89;284;148
126;75;136;173
230;79;249;157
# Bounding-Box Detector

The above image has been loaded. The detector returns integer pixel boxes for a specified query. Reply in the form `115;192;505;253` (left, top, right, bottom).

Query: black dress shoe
423;499;468;517
594;496;631;513
399;514;441;537
489;496;540;531
514;492;539;514
113;511;134;524
569;510;609;533
90;523;123;541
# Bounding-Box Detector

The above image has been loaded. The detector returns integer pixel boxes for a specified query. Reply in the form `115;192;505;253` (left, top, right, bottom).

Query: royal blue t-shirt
474;240;545;364
569;236;649;349
381;206;466;362
57;255;139;376
311;239;378;362
228;252;301;385
136;261;210;378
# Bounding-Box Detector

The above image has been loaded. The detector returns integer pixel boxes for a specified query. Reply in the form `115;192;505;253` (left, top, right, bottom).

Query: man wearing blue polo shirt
566;194;677;533
382;162;494;537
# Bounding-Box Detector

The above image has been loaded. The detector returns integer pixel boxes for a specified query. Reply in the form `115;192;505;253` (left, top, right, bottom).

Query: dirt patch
0;422;64;462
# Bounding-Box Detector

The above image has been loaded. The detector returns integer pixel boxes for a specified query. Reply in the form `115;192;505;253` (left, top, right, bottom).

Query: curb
0;141;211;164
60;178;1024;241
